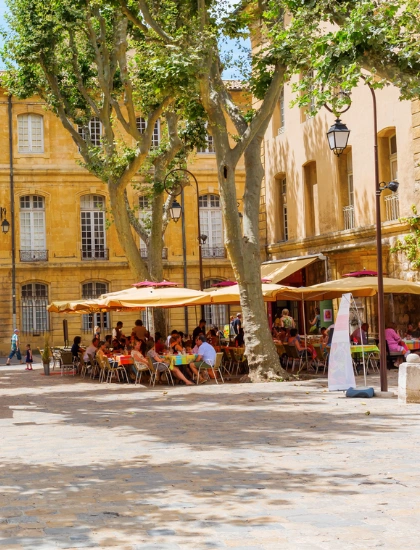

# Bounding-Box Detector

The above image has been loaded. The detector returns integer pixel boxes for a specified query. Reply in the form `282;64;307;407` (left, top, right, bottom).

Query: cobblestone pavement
1;361;419;550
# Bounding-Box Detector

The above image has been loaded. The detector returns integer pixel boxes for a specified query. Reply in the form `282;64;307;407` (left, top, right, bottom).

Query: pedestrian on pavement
25;344;33;371
6;329;24;365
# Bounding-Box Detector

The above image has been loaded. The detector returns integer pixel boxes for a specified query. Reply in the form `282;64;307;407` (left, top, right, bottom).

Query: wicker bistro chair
79;355;91;378
106;358;130;384
229;348;247;375
59;351;75;377
133;359;153;385
147;356;174;387
284;344;301;372
50;347;62;371
314;346;327;374
87;353;100;380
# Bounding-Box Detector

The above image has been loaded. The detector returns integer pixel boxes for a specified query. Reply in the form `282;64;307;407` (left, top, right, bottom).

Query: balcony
385;194;400;221
140;247;168;260
202;246;226;258
81;247;109;260
20;250;49;262
343;205;355;230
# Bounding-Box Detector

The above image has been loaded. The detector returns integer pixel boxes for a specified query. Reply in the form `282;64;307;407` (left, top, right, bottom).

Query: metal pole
7;95;17;329
369;84;388;392
181;187;189;335
191;174;204;291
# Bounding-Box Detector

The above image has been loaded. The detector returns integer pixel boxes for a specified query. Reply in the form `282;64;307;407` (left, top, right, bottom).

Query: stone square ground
0;361;419;549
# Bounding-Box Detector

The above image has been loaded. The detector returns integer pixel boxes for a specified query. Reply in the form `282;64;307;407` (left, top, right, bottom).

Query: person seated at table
154;332;165;354
189;334;216;384
131;340;149;369
411;321;420;338
166;330;178;347
405;323;414;338
385;322;410;360
273;316;282;331
320;327;329;349
207;328;219;348
147;341;194;386
71;336;85;360
112;321;125;346
184;339;193;353
235;328;245;347
97;341;114;364
288;328;316;360
350;323;369;345
169;335;183;355
275;327;288;343
104;334;113;349
83;338;99;362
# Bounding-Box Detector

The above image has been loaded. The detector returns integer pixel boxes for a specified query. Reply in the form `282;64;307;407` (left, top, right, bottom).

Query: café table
350;345;379;355
403;340;420;351
163;354;197;370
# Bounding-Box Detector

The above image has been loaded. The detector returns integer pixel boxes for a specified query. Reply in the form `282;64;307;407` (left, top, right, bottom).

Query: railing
343;205;355;230
140;247;168;260
202;246;226;258
385;194;400;221
20;250;48;262
81;247;109;260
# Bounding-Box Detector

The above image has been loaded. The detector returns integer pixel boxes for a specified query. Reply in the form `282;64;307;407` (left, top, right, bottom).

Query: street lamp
0;208;10;234
169;199;182;222
326;118;351;157
325;81;396;392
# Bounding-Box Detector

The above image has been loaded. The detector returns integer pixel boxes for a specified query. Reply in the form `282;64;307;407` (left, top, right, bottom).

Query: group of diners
270;307;417;365
70;317;223;385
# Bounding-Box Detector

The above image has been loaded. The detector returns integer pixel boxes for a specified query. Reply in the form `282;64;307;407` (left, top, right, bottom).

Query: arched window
21;283;49;335
78;117;102;147
19;195;47;261
203;279;228;328
199;194;225;258
80;195;107;260
136;117;160;149
82;282;110;333
18;114;44;153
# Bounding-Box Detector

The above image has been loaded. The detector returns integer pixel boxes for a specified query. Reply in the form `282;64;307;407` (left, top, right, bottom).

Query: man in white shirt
189;335;216;383
83;339;99;362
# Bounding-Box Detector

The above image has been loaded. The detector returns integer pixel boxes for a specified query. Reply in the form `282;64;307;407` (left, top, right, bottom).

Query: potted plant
40;333;51;375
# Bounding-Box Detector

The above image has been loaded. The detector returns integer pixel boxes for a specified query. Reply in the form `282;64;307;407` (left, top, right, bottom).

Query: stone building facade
0;90;245;352
260;78;420;333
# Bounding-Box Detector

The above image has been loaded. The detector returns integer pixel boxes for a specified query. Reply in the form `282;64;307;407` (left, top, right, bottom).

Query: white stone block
398;362;420;403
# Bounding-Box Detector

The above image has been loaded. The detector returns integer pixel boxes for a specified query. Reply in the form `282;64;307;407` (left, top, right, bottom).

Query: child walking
25;344;33;371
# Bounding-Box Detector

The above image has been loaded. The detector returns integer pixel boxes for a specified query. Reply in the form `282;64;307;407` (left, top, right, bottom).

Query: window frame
17;113;44;154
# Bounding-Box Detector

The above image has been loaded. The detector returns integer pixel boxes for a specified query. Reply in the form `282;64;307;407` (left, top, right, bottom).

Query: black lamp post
325;82;401;392
163;168;205;291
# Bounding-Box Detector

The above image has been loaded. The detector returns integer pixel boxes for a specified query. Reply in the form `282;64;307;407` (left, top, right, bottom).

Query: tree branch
231;64;285;165
136;0;173;43
125;190;150;244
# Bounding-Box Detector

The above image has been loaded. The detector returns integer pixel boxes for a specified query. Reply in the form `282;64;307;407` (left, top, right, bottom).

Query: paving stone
0;368;419;548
